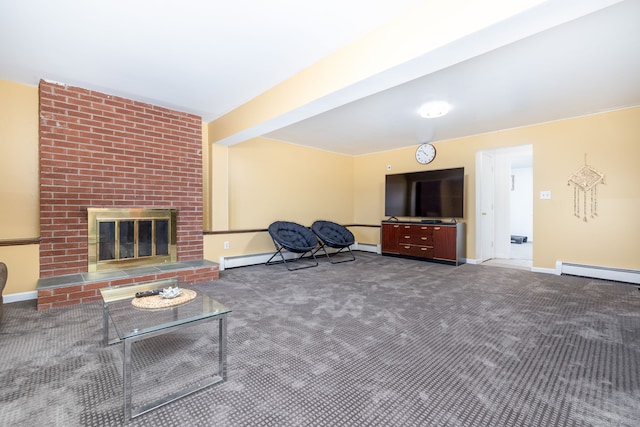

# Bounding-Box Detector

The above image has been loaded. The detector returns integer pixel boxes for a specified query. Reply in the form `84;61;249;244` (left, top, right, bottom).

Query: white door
494;151;513;259
476;151;495;262
477;145;533;264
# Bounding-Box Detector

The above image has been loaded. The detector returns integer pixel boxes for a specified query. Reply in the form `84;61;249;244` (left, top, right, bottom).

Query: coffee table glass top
100;279;230;340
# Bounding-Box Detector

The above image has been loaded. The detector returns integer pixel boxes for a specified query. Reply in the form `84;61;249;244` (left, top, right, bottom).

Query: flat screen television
385;167;464;219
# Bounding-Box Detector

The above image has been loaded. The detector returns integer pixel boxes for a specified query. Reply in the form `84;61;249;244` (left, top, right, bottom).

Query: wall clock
415;143;436;164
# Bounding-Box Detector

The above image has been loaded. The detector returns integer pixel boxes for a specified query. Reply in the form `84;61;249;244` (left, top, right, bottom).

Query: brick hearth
36;260;218;311
37;80;217;309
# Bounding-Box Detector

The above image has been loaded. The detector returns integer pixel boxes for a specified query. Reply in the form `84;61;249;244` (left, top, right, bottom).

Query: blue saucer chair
266;221;319;271
311;220;355;264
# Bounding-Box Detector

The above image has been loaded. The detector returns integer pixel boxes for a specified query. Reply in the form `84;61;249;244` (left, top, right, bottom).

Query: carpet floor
1;252;639;426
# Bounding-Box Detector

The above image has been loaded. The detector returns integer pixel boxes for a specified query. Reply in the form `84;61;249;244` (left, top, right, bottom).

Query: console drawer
399;234;433;245
398;244;434;258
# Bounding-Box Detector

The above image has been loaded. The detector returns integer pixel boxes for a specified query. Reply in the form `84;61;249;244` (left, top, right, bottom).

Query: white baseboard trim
532;266;559;275
467;258;556;274
219;243;373;270
560;262;640;284
219;252;282;270
219;250;331;270
353;243;380;254
3;290;38;303
219;249;638;284
442;259;637;284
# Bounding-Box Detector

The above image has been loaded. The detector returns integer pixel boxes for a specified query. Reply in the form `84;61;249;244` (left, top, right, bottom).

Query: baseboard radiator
219;243;380;270
561;262;640;284
3;290;38;303
354;243;380;254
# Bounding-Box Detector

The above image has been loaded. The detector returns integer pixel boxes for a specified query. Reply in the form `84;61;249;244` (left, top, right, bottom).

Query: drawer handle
434;227;441;230
421;247;428;251
403;245;411;249
421;237;427;240
404;235;411;239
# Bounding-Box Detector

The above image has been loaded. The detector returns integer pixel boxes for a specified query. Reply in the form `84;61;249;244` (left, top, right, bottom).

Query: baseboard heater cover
220;243;376;270
353;243;380;254
561;262;640;284
220;251;336;270
3;290;38;303
219;252;289;270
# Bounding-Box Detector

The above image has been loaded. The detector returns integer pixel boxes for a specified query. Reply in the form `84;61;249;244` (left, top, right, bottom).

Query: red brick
84;282;107;291
38;289;54;297
38;79;207;296
69;290;98;300
51;300;79;309
39;294;69;304
54;285;82;295
110;278;136;287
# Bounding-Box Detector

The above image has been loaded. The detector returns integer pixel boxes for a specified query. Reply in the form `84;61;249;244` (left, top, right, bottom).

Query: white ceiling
2;0;639;156
265;0;640;155
0;0;424;119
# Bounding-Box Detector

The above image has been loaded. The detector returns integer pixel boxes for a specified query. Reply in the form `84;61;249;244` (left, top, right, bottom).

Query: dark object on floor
0;262;6;322
311;220;356;263
266;221;319;270
511;235;528;244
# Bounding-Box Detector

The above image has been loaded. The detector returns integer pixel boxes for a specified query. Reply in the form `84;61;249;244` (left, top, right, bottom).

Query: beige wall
202;123;211;231
228;138;354;228
0;80;39;238
0;80;40;295
529;108;640;269
208;107;640;272
204;137;354;263
1;76;638;297
352;106;640;270
211;144;229;231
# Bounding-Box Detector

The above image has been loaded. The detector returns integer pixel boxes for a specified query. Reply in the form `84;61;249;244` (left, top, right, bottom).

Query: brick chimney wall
39;80;203;278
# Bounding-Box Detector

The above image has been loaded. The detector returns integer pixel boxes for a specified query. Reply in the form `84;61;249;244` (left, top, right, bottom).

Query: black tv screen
385;167;464;219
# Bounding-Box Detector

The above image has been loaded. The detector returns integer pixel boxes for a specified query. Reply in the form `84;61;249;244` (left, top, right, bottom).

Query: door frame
476;144;532;263
475;150;495;263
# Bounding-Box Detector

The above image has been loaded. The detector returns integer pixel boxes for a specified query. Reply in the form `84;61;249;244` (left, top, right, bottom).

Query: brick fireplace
37;80;218;310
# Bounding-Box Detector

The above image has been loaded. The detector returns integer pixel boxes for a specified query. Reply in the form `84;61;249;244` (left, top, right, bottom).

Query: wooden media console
381;221;465;266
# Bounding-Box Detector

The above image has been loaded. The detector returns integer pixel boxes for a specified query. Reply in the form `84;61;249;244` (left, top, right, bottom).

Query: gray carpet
1;252;639;426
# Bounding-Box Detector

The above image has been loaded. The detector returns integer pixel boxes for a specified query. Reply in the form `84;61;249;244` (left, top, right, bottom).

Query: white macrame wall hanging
567;155;605;222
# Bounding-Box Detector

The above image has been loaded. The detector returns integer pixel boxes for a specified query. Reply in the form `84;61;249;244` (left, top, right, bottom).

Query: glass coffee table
100;278;230;420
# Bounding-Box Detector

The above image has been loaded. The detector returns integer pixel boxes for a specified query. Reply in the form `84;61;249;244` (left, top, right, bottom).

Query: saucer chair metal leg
325;244;355;264
312;242;329;259
266;241;318;271
311;220;356;264
266;221;320;271
265;241;287;266
313;241;354;263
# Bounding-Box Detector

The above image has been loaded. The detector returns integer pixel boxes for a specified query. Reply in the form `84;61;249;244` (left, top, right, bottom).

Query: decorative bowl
160;286;182;299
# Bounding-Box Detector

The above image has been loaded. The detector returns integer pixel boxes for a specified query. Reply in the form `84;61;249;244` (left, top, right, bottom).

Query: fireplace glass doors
88;208;177;272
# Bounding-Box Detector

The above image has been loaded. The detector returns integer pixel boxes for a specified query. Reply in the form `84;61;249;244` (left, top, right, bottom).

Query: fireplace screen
88;208;177;272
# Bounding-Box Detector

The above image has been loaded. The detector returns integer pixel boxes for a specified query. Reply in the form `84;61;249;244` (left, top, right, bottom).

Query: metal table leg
123;338;133;421
219;316;227;381
121;313;228;421
103;303;110;346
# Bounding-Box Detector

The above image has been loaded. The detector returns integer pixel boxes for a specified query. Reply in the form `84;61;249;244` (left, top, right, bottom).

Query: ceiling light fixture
418;101;450;118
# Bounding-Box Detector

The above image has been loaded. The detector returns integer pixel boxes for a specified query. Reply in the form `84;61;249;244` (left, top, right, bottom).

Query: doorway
476;145;533;269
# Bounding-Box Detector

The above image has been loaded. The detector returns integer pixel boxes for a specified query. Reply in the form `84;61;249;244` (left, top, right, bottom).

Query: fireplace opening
88;208;177;272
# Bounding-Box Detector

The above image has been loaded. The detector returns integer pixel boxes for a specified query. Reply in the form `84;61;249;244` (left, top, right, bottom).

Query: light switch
540;191;551;200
